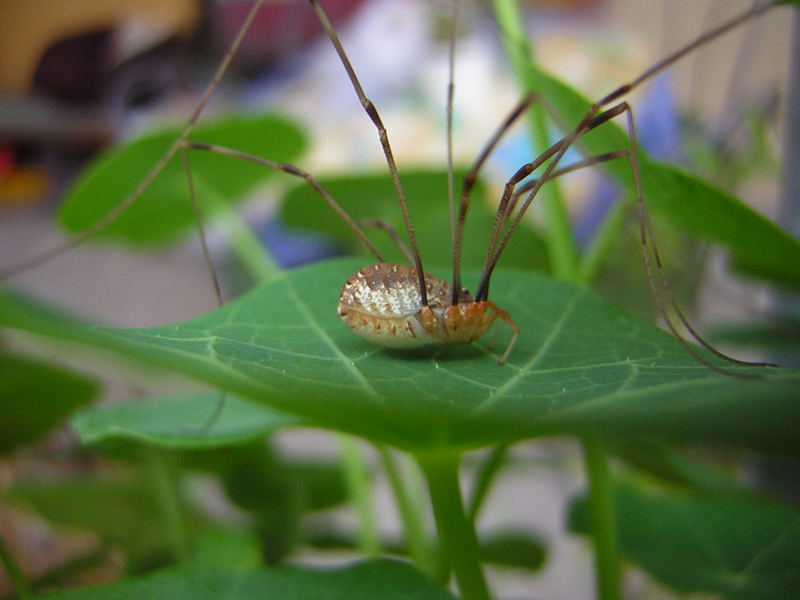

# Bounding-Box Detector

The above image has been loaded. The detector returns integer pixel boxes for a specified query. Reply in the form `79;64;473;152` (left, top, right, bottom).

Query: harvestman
1;0;785;374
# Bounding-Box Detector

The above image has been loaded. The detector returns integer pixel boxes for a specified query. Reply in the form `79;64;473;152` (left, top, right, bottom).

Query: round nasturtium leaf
0;258;798;453
60;114;306;247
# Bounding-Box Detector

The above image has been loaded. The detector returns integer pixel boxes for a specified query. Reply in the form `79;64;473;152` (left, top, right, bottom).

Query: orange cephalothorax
338;263;518;362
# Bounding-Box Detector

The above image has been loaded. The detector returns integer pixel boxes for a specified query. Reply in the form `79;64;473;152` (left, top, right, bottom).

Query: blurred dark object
0;0;367;195
0;143;51;205
211;0;367;72
0;1;201;207
0;0;199;165
0;0;198;97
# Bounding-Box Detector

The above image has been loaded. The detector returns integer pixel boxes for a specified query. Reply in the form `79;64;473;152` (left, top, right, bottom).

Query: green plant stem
148;449;189;563
466;443;509;522
0;533;32;600
418;452;491;600
376;445;435;574
211;191;385;564
338;435;380;557
491;0;580;282
580;436;621;600
577;200;631;285
207;192;280;283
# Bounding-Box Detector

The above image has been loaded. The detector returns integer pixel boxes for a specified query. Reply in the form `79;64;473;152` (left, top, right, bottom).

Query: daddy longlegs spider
0;0;788;376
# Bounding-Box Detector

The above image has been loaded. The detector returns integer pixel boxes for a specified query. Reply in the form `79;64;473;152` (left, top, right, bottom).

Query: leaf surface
570;481;800;600
1;259;798;453
40;559;455;600
73;392;301;450
0;354;97;455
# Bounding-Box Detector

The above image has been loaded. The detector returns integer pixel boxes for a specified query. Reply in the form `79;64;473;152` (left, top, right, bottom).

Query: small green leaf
280;170;548;271
60;114;306;246
306;528;547;571
1;259;799;453
480;531;546;571
290;461;348;512
188;527;264;570
0;354;97;456
39;559;456;600
570;481;800;600
72;392;301;450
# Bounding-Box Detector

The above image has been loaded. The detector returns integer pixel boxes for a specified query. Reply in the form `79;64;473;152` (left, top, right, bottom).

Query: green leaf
188;527;264;570
39;559;456;600
215;451;346;563
480;531;546;571
306;529;547;571
712;320;800;354
570;481;800;600
72;392;301;450
289;460;348;512
1;258;799;453
0;354;97;455
610;440;747;494
7;476;185;567
281;170;548;271
209;442;304;564
526;63;800;287
60;114;306;246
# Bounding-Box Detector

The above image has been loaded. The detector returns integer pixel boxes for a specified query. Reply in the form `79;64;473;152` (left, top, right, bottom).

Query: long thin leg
0;0;268;280
180;146;227;434
504;150;630;220
180;148;223;306
481;150;631;303
480;91;776;375
445;1;461;271
357;219;414;266
486;303;519;365
475;103;628;301
181;141;385;262
619;1;779;105
450;93;538;304
620;103;772;378
478;96;774;374
473;0;783;301
308;0;427;305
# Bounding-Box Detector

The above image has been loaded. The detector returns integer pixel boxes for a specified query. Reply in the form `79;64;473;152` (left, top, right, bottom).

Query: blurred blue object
258;217;341;269
485;73;682;250
574;73;682;246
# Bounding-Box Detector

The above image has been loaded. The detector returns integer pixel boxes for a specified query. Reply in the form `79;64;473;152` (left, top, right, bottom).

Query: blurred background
0;0;792;323
0;0;795;598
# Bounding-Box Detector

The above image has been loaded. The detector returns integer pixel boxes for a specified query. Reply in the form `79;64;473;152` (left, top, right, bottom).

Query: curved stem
580;436;621;600
148;449;189;563
338;435;380;557
466;443;509;523
418;451;491;600
376;445;435;573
